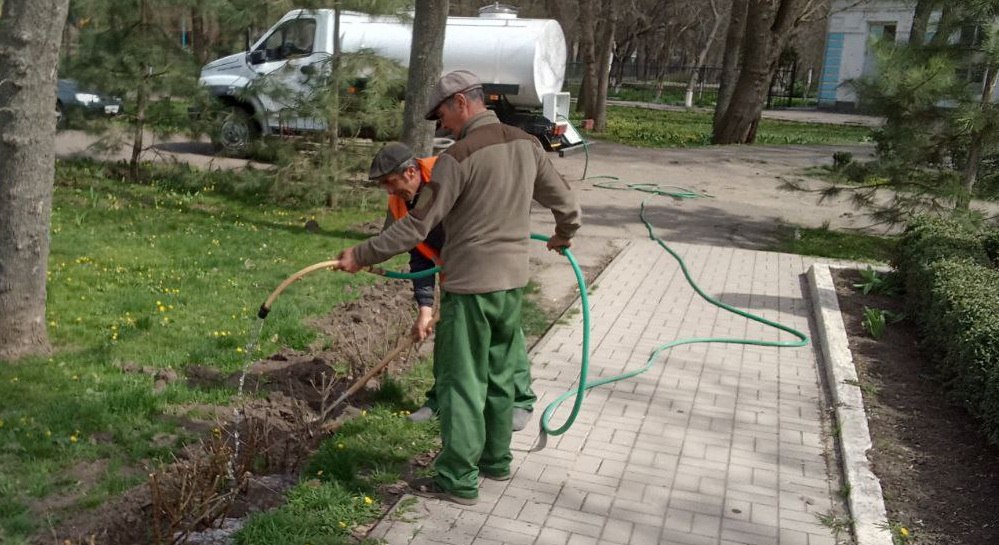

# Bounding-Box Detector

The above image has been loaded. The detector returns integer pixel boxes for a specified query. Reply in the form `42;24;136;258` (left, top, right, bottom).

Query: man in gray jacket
337;70;581;505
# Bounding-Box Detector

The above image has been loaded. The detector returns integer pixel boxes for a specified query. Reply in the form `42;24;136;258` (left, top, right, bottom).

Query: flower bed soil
832;268;999;545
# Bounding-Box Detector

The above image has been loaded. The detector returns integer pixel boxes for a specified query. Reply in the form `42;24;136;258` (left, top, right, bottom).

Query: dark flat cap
424;70;483;121
368;142;414;181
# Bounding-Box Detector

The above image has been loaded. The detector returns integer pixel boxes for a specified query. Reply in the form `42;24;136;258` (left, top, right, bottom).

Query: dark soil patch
41;279;428;545
833;268;999;545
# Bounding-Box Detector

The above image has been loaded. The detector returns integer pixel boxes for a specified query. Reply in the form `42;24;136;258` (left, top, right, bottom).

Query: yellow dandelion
361;410;367;417
900;527;909;538
337;443;345;449
338;521;347;528
363;496;374;505
69;435;78;443
236;347;244;353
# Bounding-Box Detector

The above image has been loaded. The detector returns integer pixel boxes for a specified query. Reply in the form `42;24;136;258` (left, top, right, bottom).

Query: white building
818;0;920;109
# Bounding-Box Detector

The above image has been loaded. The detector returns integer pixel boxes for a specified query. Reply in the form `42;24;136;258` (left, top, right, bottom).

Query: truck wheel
213;107;259;156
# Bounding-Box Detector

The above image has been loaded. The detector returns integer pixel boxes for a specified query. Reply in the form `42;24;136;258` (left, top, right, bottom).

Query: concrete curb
806;263;893;545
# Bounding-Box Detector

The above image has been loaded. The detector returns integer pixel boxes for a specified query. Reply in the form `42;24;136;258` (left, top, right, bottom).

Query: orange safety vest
388;156;441;265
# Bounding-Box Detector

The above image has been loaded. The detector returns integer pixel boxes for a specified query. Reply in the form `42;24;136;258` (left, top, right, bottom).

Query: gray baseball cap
368;142;414;181
424;70;483;121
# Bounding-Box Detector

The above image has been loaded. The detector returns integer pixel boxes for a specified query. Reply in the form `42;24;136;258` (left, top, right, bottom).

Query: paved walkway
370;240;844;545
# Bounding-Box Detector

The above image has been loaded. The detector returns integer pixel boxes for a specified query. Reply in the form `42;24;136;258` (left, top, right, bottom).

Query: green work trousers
423;324;535;412
432;288;524;498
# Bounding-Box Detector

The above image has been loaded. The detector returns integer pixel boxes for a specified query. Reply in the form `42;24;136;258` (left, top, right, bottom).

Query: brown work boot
479;469;511;481
410;477;478;506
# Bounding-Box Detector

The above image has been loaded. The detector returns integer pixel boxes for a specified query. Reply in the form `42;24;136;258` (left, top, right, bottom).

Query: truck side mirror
248;50;267;65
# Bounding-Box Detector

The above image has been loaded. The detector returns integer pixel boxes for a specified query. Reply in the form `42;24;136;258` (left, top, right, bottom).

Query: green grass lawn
576;106;873;149
0;116;887;541
0;160;399;543
771;225;897;263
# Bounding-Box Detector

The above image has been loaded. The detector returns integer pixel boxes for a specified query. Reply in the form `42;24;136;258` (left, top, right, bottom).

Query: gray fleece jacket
353;110;582;294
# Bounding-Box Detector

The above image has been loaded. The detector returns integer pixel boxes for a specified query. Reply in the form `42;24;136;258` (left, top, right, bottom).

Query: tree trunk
191;7;209;65
130;69;149;181
587;1;617;132
576;0;598;114
958;65;999;209
909;0;937;46
402;0;447;157
592;1;617;131
685;0;723;108
545;0;575;65
330;5;341;152
930;4;957;47
713;0;748;132
129;0;150;181
0;0;71;361
713;0;806;144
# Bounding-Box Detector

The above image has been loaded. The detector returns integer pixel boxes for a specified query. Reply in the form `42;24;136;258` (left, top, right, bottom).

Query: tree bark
713;0;748;132
591;1;617;131
958;64;999;209
129;0;150;181
576;0;598;115
909;0;937;46
191;7;209;65
685;0;723;108
0;0;71;361
401;0;447;157
930;3;958;47
713;0;808;144
544;0;574;66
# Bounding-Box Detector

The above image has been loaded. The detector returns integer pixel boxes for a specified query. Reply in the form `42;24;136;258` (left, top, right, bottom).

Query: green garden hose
259;205;809;444
535;193;810;440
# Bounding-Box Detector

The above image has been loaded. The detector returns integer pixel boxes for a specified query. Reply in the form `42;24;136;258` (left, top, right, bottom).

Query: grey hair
463;87;485;103
446;86;485;107
392;158;418;174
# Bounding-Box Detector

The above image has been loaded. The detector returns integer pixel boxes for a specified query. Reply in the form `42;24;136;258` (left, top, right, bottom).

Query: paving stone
366;242;850;545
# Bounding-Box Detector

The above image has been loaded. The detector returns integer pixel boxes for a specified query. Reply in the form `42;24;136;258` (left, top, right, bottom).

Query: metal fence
566;61;810;109
566;61;723;86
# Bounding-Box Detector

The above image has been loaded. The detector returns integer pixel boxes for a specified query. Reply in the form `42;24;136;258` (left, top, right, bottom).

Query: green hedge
893;216;991;319
895;216;999;444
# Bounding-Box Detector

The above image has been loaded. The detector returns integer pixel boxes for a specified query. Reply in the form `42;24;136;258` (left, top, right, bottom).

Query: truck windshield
259;18;316;60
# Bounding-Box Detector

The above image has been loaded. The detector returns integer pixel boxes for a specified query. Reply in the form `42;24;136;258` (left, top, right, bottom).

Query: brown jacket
353;110;582;294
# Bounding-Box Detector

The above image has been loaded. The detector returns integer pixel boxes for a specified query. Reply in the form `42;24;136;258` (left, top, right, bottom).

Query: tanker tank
335;12;567;109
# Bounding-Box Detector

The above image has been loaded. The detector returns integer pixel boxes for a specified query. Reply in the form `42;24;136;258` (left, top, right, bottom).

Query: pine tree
787;3;999;224
67;0;202;180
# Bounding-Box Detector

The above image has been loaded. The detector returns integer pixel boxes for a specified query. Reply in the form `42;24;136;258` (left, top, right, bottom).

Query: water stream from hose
228;317;266;482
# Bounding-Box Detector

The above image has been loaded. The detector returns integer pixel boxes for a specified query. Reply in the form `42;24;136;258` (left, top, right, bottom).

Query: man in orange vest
367;142;537;429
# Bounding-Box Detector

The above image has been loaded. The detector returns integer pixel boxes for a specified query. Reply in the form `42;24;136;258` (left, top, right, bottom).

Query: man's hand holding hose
336;247;362;273
546;234;572;253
